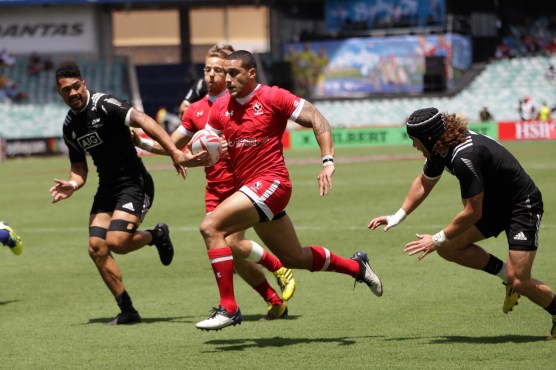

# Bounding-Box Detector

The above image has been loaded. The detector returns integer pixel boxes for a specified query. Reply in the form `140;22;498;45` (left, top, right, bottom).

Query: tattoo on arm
297;102;331;137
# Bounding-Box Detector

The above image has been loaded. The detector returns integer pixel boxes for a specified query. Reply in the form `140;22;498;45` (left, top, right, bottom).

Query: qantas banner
498;120;556;141
0;5;97;54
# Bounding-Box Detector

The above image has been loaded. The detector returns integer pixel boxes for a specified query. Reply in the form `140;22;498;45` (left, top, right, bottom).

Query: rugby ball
190;129;222;166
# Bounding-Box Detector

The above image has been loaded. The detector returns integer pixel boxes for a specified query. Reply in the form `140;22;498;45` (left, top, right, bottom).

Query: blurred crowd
495;16;556;59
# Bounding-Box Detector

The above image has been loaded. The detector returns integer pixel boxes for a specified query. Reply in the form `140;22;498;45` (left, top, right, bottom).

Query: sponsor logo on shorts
122;202;135;212
513;231;527;241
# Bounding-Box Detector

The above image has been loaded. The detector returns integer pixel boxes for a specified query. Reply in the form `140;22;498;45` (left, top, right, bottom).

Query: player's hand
130;128;141;146
174;163;187;179
180;145;212;167
404;233;437;261
220;135;229;158
49;179;75;203
368;216;389;231
318;163;334;196
169;151;187;179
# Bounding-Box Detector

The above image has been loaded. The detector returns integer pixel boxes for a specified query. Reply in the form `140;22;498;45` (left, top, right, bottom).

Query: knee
105;234;130;254
507;275;531;295
199;216;221;240
88;240;110;262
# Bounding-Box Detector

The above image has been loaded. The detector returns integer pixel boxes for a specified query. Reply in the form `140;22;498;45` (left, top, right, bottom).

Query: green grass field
1;141;555;369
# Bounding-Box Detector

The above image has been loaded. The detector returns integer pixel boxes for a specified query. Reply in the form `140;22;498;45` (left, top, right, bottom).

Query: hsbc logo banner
499;120;556;141
0;5;97;53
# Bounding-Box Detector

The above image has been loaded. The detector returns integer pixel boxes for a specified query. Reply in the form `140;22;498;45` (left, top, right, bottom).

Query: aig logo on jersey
78;132;103;150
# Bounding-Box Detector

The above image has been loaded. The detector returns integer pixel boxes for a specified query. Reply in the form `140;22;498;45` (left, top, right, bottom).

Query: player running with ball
195;50;383;331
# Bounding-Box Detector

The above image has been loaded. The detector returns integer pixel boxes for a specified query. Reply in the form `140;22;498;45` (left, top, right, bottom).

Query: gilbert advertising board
0;5;97;54
290;123;497;149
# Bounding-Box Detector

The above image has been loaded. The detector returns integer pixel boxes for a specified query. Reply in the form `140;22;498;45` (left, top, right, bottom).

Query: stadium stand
0;57;130;139
315;55;556;126
2;54;556;140
2;54;556;139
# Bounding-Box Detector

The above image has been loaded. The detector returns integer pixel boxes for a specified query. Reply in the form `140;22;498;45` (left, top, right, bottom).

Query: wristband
69;180;79;190
386;208;406;227
139;138;154;150
432;230;448;247
322;155;334;167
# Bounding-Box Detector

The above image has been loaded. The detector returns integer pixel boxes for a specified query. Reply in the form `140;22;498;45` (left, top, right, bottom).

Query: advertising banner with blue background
284;33;472;98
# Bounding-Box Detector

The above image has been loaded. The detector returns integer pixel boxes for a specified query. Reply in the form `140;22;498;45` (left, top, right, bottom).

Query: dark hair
55;61;81;82
227;50;257;70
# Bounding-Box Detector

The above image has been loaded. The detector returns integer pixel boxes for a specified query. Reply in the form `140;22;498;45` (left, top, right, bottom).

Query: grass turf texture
1;141;555;369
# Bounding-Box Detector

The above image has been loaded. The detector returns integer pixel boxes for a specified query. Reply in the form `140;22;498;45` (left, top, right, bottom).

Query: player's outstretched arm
50;161;87;203
129;108;187;178
294;100;335;196
368;173;438;232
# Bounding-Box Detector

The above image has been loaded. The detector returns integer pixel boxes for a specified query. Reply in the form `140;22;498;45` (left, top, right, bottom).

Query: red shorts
205;181;236;213
239;177;292;221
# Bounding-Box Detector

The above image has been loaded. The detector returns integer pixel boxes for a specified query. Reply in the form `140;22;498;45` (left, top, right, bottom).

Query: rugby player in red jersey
195;50;383;330
136;46;295;320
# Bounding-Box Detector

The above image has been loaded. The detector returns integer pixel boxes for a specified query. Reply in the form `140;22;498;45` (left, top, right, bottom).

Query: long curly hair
433;113;468;153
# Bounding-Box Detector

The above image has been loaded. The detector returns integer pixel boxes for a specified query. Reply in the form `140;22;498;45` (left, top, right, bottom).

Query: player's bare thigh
90;210;141;253
200;191;260;242
436;225;485;258
507;249;535;281
253;215;309;269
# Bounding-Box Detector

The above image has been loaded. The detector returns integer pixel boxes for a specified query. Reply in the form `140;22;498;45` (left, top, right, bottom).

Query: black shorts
90;172;154;222
475;191;543;251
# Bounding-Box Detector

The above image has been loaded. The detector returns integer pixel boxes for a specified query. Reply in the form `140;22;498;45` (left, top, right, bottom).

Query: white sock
245;241;264;263
497;262;507;282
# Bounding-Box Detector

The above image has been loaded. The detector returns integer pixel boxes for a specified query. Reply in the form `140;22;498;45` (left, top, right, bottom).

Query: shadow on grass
429;335;548;344
386;335;547;343
0;300;19;306
202;335;381;352
82;313;300;326
241;313;300;322
84;316;194;325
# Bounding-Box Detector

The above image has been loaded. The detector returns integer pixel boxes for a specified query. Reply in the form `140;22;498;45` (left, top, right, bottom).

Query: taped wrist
386;208;407;227
139;138;154;150
69;180;79;190
432;230;448;247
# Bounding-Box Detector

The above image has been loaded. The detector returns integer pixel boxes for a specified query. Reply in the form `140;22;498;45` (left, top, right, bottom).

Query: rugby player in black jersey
50;61;199;325
369;107;556;339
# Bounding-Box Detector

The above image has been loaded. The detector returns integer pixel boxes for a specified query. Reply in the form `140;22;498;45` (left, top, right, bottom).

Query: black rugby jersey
62;90;147;184
423;131;538;207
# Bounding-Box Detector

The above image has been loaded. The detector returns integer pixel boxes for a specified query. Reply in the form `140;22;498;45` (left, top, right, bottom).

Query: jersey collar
207;89;228;103
235;84;260;105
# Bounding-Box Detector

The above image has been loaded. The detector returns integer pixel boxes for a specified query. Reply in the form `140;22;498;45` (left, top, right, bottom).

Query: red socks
207;247;237;312
258;249;283;272
309;245;360;277
253;280;283;306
